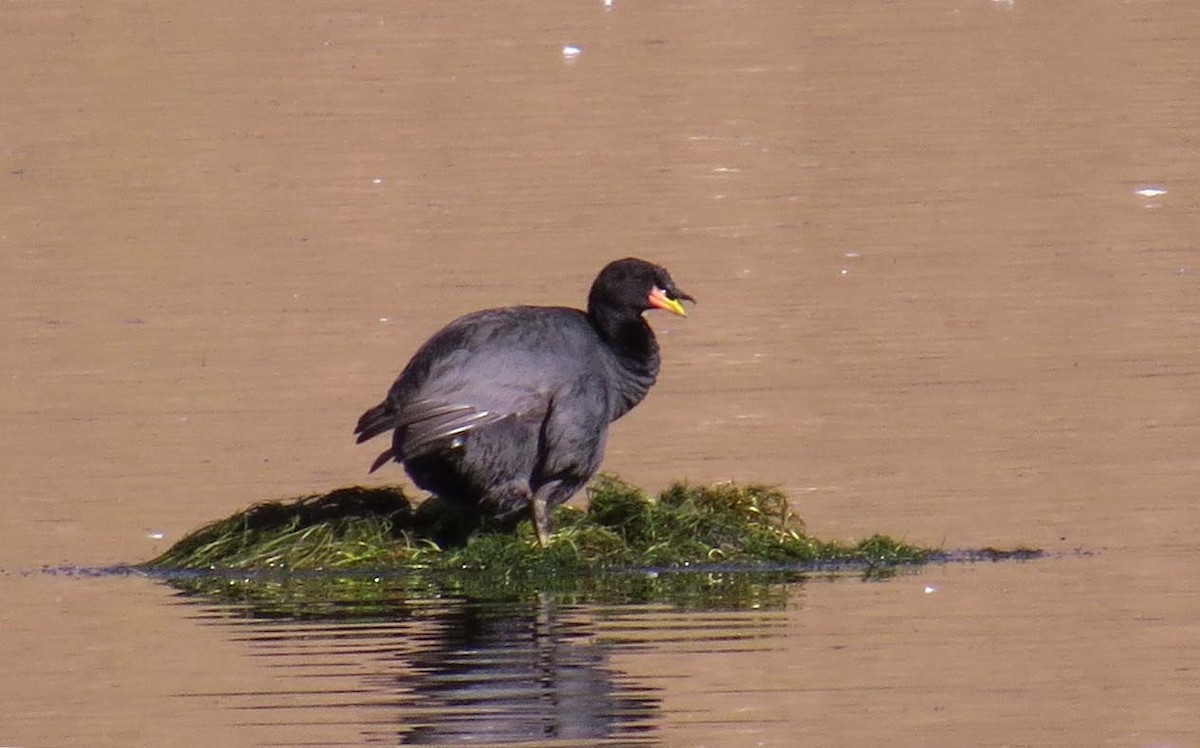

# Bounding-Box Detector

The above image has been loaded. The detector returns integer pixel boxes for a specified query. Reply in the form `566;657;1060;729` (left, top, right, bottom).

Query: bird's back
389;306;610;419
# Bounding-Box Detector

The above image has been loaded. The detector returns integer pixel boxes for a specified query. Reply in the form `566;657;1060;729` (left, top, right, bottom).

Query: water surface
3;0;1199;745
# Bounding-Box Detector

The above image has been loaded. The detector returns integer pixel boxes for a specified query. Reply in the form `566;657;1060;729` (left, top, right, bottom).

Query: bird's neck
590;311;661;421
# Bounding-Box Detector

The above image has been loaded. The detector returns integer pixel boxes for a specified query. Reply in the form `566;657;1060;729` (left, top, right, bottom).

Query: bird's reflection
397;594;656;744
168;570;797;745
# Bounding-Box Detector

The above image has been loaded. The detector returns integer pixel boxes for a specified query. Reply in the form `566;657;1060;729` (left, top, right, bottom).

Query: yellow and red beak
647;286;689;317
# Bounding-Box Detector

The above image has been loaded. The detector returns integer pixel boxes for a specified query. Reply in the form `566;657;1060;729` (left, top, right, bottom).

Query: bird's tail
368;447;396;473
354;401;394;444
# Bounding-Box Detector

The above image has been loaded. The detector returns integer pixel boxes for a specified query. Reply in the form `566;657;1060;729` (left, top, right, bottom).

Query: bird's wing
396;400;512;458
383;308;591;458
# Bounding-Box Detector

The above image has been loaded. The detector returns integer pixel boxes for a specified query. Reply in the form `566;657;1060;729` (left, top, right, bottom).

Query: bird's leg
531;492;553;546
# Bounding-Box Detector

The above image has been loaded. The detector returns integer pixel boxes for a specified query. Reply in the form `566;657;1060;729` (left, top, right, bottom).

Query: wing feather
397;401;510;458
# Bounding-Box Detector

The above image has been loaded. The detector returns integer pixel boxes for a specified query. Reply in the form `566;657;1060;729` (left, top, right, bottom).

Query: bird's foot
531;494;553;547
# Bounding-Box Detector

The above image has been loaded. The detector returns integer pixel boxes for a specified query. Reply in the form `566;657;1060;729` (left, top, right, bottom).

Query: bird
354;257;694;546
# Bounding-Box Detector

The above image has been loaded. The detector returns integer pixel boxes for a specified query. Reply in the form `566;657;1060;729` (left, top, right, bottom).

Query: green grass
141;475;1041;612
143;475;935;576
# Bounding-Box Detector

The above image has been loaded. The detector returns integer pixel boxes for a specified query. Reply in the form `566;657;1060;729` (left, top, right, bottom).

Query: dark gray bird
354;257;694;545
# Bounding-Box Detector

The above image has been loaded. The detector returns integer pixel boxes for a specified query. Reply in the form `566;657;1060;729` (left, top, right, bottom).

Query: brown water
3;0;1199;745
